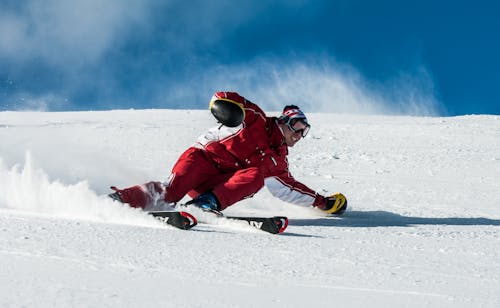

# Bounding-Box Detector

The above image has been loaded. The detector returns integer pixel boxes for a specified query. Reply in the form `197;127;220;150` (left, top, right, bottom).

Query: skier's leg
109;181;164;209
185;172;232;199
164;147;221;203
110;147;220;209
210;167;265;210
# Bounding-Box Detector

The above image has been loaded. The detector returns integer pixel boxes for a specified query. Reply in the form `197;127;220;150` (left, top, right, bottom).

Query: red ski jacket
195;91;318;207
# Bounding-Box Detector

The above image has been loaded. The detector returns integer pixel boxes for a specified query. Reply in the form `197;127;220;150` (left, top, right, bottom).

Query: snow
0;109;499;307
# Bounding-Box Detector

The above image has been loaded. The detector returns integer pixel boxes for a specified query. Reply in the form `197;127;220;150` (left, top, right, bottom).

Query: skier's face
283;120;308;147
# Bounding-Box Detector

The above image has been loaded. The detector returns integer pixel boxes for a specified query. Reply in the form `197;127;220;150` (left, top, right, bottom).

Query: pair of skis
108;190;288;234
148;210;288;234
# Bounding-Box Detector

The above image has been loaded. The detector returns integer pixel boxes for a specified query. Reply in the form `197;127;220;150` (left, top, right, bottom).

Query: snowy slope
0;110;499;307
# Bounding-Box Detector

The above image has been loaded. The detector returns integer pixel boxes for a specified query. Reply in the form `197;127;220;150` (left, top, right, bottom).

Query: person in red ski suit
110;91;347;215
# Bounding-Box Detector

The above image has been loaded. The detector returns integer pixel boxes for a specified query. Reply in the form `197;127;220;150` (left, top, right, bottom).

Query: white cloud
0;0;152;69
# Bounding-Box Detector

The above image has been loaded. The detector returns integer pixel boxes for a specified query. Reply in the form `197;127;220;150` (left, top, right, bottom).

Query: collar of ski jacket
267;117;288;148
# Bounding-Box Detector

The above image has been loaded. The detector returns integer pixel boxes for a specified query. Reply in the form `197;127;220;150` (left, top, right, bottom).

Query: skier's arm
265;172;347;214
265;173;318;207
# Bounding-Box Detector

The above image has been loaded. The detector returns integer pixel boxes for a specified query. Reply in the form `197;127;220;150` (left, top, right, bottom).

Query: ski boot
185;192;223;216
108;182;165;209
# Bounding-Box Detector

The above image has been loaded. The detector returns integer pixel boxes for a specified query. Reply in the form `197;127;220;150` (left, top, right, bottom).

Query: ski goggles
285;118;310;137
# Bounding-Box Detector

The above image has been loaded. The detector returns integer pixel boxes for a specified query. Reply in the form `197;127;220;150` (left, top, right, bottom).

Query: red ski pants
165;147;265;210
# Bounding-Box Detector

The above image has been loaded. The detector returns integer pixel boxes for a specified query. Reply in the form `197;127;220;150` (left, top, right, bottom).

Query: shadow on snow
291;211;500;228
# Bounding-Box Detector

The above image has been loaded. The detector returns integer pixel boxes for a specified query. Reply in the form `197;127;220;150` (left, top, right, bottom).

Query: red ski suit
164;91;318;210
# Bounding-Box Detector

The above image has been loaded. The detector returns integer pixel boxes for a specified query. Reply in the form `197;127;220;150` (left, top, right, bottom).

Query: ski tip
180;211;198;229
275;216;289;234
268;216;288;234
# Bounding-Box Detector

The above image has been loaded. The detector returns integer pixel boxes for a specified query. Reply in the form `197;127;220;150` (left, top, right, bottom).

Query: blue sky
0;0;498;115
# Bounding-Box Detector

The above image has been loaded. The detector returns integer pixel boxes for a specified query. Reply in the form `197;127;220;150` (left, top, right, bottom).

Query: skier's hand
313;193;348;215
209;94;245;127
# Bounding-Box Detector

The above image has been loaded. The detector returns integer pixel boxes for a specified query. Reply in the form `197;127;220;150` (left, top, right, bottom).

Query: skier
109;91;347;215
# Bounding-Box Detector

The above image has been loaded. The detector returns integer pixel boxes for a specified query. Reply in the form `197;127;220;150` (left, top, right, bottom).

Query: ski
149;211;198;230
148;210;288;234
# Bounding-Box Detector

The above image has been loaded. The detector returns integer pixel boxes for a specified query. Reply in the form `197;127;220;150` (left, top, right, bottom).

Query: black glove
210;99;245;127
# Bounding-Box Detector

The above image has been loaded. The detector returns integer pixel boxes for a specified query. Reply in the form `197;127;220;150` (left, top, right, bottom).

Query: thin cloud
161;56;443;116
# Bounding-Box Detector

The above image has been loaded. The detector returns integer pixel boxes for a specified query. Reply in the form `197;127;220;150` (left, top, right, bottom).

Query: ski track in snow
0;110;499;307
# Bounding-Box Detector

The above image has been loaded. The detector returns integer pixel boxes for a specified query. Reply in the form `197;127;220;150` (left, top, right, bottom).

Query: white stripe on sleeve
265;177;315;207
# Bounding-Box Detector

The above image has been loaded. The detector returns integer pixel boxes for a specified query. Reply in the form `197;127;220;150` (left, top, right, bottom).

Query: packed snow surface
0;109;499;307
